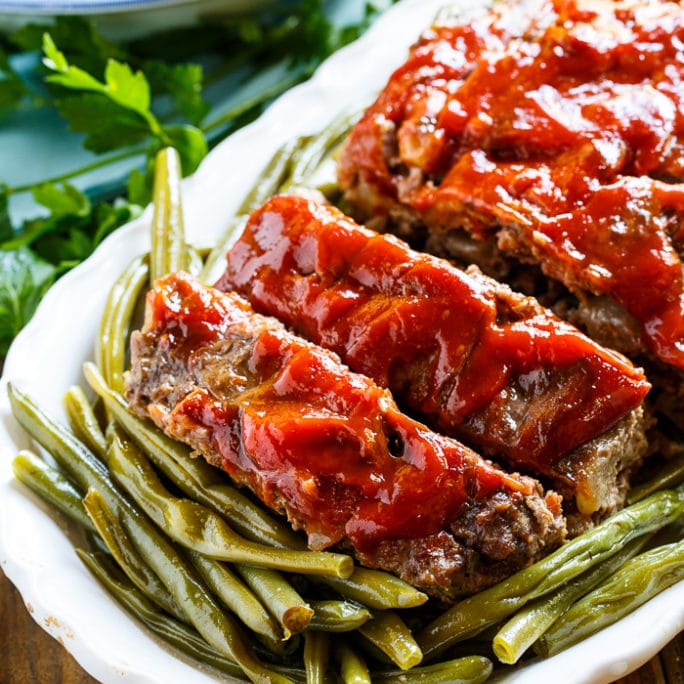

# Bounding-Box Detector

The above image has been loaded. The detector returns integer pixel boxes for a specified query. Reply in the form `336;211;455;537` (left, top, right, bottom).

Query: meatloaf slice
217;194;650;530
125;272;566;600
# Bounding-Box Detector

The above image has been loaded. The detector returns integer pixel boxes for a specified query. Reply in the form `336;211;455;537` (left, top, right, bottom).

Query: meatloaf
125;272;566;600
217;194;650;530
336;0;684;427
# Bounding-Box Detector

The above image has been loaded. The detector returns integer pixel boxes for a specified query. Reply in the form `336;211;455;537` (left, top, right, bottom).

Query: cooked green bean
240;138;304;213
63;386;107;461
316;568;427;610
492;535;650;664
307;600;371;632
536;538;684;657
77;549;246;678
372;655;493;684
281;113;356;189
9;382;113;492
117;494;294;683
186;245;205;278
628;445;684;504
338;641;371;684
12;450;95;532
358;610;422;671
188;550;282;642
106;427;352;578
95;255;149;393
83;487;186;622
78;550;308;683
7;383;291;684
417;485;684;660
236;564;313;637
150;147;186;282
85;364;303;550
303;631;329;684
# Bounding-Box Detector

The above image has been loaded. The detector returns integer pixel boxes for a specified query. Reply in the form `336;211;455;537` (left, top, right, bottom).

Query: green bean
95;255;149;393
358;610;422;671
303;631;329;684
106;427;352;578
186;245;205;278
8;382;113;493
417;485;684;660
187;550;283;642
338;641;371;684
240;138;304;213
117;497;294;683
63;386;107;461
150;147;186;282
83;487;186;622
536;538;684;657
236;564;313;637
12;450;95;532
372;655;493;684
78;550;307;683
492;535;651;664
316;567;427;610
7;383;291;684
77;549;247;679
85;363;303;550
628;444;684;504
307;600;371;632
281;113;356;190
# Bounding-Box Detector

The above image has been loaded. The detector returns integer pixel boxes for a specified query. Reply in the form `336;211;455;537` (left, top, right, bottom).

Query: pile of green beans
8;137;684;683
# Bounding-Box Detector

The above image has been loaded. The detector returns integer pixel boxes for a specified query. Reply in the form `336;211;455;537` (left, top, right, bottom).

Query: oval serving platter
1;1;682;682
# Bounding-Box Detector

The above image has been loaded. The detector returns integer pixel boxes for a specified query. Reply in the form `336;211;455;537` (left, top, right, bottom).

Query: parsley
0;247;56;356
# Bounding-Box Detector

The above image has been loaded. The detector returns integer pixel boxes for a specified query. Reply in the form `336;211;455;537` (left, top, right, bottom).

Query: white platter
1;0;682;681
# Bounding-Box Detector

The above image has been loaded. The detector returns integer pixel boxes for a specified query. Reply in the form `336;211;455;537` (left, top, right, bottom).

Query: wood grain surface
1;565;681;683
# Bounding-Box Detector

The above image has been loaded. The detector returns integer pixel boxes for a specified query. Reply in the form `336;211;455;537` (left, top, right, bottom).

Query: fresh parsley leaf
2;183;138;270
43;32;208;174
32;181;90;218
55;93;150;153
144;61;209;126
43;34;160;134
37;226;93;264
92;200;141;245
103;59;151;114
0;246;56;355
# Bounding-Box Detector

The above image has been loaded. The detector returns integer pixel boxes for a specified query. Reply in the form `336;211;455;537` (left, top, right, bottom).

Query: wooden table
1;565;681;683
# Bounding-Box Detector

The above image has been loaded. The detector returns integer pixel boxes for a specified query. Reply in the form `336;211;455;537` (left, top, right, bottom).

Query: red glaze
142;273;533;552
337;0;684;369
217;195;650;473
